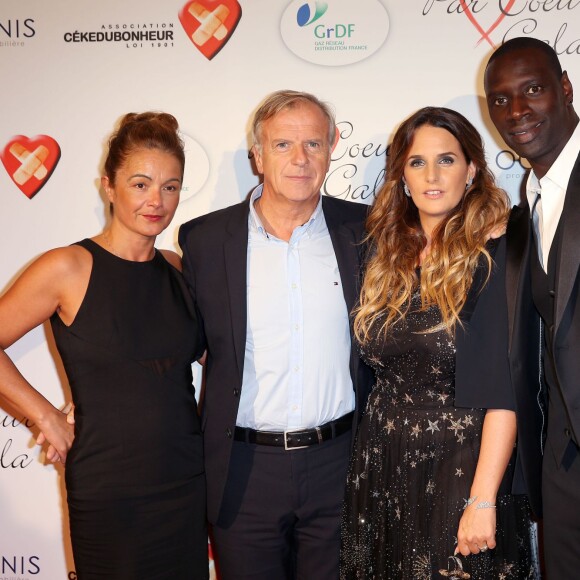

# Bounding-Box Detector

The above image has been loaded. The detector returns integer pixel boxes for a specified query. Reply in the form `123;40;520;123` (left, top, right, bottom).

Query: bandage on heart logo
459;0;516;47
1;135;61;199
179;0;242;59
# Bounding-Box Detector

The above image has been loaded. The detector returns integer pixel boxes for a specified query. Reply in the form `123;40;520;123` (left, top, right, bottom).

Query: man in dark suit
179;90;373;579
484;37;580;576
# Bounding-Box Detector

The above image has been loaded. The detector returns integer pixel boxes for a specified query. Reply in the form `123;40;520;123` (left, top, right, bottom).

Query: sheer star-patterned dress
340;290;538;579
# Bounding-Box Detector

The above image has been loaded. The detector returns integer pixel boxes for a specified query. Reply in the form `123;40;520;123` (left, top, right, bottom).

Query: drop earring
403;182;411;197
465;177;473;190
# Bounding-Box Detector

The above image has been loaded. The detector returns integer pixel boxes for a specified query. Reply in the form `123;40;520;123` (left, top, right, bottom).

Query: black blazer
541;155;580;455
178;195;374;523
499;152;580;519
454;233;543;517
504;203;545;518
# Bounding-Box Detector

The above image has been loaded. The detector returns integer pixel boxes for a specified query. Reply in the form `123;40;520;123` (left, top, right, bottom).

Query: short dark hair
486;36;562;77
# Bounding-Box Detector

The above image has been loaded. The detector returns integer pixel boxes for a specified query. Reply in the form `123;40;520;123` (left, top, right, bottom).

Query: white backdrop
1;1;580;577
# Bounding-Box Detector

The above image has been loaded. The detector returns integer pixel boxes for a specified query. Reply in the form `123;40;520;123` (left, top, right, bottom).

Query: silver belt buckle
284;429;309;451
316;426;323;444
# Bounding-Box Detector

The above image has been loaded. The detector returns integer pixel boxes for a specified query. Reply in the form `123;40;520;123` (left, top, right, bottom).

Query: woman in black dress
340;107;538;579
0;112;208;579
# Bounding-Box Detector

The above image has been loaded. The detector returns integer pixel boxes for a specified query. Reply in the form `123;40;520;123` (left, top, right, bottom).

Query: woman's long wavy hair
354;107;510;343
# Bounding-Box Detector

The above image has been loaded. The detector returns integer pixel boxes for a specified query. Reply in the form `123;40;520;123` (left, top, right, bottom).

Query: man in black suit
179;90;373;579
484;37;580;576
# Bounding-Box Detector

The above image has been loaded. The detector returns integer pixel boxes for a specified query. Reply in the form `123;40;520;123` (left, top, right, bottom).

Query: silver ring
479;545;488;552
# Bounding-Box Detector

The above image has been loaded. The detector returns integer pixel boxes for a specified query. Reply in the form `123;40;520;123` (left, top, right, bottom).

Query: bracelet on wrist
475;501;497;510
463;496;477;510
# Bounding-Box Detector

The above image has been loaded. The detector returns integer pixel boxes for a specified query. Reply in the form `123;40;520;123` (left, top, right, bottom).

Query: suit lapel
506;204;532;351
223;201;250;380
554;156;580;332
322;196;367;397
322;196;362;313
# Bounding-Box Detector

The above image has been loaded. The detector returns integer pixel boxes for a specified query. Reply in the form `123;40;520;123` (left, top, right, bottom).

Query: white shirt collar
248;184;324;241
526;121;580;209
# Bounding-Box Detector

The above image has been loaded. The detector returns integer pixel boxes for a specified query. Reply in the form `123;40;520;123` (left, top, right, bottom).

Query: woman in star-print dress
340;108;539;579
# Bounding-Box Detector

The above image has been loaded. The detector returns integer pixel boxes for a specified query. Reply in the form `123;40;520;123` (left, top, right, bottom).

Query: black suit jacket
540;155;580;464
451;225;544;517
178;195;374;523
504;203;545;517
498;152;580;517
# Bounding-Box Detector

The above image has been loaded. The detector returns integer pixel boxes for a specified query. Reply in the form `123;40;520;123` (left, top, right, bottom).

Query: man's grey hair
252;90;336;152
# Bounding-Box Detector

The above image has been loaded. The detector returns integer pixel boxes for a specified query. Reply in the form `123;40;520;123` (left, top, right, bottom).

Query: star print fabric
340;293;539;579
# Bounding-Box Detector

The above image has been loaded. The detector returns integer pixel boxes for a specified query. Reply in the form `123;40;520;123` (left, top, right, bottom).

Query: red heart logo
179;0;242;60
459;0;516;48
1;135;61;199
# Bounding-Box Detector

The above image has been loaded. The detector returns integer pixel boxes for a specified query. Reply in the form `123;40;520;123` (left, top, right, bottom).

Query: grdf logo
281;0;389;67
297;2;328;27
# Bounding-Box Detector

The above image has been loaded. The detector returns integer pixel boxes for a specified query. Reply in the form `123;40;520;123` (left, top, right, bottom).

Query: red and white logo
459;0;516;47
179;0;242;59
1;135;61;199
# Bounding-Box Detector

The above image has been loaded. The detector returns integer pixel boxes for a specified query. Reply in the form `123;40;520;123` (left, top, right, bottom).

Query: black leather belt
234;411;354;450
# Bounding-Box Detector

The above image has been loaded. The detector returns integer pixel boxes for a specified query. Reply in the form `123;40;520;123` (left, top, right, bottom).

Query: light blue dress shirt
236;185;355;431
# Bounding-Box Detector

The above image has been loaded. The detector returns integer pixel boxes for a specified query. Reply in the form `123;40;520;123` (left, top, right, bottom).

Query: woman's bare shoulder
159;249;182;272
28;244;92;279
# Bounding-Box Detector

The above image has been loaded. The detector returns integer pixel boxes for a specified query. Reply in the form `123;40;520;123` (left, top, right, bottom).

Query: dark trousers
542;437;580;578
212;430;351;580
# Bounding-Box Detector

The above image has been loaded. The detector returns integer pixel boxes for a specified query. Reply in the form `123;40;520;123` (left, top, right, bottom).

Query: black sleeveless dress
50;239;208;579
